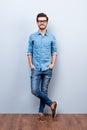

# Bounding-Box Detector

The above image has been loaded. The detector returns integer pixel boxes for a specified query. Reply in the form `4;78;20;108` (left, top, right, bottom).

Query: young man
27;13;57;121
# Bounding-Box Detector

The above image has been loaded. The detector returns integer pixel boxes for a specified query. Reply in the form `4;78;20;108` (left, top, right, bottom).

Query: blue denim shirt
27;31;57;71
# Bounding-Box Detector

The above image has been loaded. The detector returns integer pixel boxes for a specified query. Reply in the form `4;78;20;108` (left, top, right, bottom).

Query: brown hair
36;13;48;22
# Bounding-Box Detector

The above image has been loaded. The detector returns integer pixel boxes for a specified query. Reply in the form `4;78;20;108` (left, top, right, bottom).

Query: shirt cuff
27;52;32;56
51;52;57;56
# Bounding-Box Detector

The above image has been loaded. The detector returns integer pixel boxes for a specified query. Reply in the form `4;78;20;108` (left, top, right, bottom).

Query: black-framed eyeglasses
37;20;47;23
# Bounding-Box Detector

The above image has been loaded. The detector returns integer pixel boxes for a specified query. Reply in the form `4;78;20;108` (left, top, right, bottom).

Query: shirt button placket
40;36;44;70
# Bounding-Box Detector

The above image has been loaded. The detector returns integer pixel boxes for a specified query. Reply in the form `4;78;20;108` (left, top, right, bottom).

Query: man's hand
30;63;36;70
48;63;55;69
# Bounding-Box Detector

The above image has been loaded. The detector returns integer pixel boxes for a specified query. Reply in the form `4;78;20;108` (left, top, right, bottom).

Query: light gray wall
0;0;87;113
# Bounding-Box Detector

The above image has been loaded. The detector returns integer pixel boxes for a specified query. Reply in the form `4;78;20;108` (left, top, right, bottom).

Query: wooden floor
0;114;87;130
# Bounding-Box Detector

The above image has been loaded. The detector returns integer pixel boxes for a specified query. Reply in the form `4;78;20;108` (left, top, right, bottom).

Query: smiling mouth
40;24;45;26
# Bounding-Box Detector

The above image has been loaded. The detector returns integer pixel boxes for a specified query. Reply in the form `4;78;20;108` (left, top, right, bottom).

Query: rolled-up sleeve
27;35;33;56
51;36;57;55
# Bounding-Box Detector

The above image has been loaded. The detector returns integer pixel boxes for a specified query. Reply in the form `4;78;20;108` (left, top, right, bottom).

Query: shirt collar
37;30;48;36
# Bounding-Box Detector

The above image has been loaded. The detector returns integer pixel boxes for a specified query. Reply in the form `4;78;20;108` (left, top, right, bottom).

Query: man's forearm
52;55;57;66
48;55;57;69
28;55;33;66
27;55;36;69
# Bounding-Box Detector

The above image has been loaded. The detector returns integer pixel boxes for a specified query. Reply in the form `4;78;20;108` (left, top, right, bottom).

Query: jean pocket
48;68;53;71
31;68;37;70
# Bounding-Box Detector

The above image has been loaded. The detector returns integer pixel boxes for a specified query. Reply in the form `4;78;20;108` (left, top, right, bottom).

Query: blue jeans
31;69;53;113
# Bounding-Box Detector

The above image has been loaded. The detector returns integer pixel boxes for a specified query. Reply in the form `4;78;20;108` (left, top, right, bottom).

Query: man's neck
39;29;47;36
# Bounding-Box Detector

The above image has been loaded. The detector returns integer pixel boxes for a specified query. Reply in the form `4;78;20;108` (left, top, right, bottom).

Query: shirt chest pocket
43;43;51;50
33;41;40;49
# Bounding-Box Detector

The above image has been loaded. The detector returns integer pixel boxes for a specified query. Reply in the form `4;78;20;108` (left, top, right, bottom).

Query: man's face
37;17;48;30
